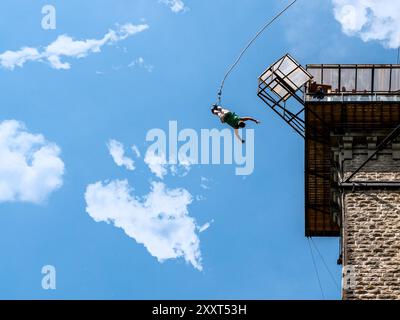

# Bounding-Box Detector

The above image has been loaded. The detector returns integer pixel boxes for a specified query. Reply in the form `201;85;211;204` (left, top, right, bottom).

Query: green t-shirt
224;112;241;129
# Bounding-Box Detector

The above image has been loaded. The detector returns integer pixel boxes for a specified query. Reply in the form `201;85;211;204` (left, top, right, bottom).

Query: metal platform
257;57;400;237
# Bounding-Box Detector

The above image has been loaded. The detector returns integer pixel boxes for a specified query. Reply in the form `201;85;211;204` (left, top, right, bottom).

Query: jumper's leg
234;128;245;144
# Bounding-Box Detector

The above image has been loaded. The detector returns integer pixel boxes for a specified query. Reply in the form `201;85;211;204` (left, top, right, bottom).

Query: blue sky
0;0;398;300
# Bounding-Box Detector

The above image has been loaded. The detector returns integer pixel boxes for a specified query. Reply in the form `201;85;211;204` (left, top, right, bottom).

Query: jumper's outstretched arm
241;117;260;124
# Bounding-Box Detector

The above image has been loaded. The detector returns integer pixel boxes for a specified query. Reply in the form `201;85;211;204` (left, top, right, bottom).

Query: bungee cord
215;0;299;106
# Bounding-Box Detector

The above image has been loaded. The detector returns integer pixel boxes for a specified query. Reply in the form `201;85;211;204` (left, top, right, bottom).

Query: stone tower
337;135;400;299
257;57;400;299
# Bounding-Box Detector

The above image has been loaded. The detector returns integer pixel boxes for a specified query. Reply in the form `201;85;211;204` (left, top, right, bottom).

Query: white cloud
128;57;154;72
144;149;194;179
198;220;213;233
0;120;64;203
196;195;206;201
0;48;41;70
0;23;149;70
175;157;195;177
86;137;208;270
107;139;135;171
85;179;202;270
160;0;187;13
333;0;400;48
170;163;191;178
200;176;211;190
144;150;168;179
131;145;141;158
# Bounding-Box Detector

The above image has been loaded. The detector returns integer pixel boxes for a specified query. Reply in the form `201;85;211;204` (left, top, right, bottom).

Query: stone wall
343;191;400;299
340;144;400;300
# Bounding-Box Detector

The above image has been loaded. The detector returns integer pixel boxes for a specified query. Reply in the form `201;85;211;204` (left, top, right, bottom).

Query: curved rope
216;0;299;105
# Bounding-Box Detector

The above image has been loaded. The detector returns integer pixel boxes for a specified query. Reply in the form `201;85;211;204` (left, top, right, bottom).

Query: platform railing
305;92;400;103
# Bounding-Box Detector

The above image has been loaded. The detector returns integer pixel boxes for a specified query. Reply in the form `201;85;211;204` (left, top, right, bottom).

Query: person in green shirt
211;104;260;143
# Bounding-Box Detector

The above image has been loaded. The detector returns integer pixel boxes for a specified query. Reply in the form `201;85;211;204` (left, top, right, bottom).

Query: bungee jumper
211;104;260;143
211;0;298;142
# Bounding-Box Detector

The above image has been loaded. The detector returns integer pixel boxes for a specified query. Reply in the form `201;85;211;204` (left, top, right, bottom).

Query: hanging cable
215;0;299;105
310;238;341;292
307;237;325;300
